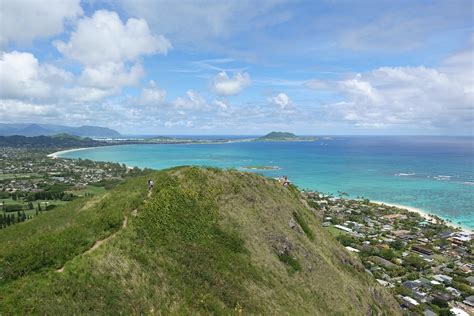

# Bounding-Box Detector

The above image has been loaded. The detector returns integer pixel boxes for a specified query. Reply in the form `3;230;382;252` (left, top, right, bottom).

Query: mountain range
0;123;121;138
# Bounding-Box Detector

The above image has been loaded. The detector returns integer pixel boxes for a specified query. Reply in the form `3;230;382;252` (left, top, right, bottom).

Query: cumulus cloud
53;10;172;102
79;62;144;90
269;93;295;113
0;0;83;44
136;81;167;106
55;10;171;66
212;71;251;96
307;49;474;130
0;99;59;121
174;90;208;111
0;51;72;99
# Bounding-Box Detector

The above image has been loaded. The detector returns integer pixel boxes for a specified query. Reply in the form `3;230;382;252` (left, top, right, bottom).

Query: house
412;245;434;256
446;287;461;297
370;256;397;269
382;213;407;221
345;246;360;253
402;296;419;308
450;307;469;316
334;224;353;233
463;295;474;307
403;280;421;290
423;310;437;316
432;274;453;283
466;276;474;286
432;292;452;304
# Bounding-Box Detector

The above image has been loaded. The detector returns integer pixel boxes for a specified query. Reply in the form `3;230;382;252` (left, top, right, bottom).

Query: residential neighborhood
0;147;148;227
304;191;473;316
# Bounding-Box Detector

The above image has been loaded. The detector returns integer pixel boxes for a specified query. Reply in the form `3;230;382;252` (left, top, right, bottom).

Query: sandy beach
47;147;94;158
372;200;471;232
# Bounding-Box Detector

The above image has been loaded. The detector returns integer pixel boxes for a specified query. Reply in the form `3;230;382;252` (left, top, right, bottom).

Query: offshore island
0;131;473;315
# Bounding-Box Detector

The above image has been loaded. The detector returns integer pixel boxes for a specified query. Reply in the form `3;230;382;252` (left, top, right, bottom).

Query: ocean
57;136;474;229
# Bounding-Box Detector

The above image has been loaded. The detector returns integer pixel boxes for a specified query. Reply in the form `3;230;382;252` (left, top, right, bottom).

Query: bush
278;253;302;272
292;211;315;240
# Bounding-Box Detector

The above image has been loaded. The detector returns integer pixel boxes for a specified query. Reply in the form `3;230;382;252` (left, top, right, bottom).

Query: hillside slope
0;167;400;315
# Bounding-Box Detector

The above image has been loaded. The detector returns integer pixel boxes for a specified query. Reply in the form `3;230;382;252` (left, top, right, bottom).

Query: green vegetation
0;167;399;314
293;210;315;240
0;134;103;148
257;131;317;142
259;131;299;140
278;253;302;272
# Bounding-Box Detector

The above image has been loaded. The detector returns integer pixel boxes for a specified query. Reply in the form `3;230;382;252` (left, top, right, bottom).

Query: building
402;296;419;308
411;245;434;256
463;296;474;307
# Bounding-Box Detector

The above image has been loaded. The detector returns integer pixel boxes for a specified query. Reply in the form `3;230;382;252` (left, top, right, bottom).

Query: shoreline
371;200;472;232
47;147;95;158
47;146;473;232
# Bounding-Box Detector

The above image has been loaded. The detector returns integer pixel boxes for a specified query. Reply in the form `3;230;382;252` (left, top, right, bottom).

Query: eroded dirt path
56;189;153;273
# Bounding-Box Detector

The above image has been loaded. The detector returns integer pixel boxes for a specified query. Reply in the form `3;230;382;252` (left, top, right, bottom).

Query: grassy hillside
0;167;400;315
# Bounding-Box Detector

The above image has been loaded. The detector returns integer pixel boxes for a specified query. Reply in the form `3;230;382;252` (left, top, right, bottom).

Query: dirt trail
56;189;152;273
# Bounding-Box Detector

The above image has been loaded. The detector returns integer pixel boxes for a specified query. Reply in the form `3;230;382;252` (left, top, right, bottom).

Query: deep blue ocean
58;136;474;229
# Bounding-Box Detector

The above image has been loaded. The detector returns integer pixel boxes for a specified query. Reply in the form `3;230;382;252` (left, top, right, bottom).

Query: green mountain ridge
0;123;121;138
258;131;317;141
0;167;399;314
0;134;103;148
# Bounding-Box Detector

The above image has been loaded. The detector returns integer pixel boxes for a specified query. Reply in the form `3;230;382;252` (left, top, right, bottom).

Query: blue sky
0;0;473;135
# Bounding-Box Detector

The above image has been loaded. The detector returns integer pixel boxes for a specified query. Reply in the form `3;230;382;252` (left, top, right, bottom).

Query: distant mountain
258;131;317;141
260;132;298;140
0;134;103;148
0;123;121;138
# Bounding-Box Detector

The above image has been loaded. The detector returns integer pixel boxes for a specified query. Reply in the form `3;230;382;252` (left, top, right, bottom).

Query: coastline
371;200;472;232
47;147;95;158
47;145;473;233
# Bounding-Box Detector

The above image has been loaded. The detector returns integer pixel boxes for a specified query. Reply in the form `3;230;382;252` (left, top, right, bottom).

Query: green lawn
66;185;106;196
326;225;350;237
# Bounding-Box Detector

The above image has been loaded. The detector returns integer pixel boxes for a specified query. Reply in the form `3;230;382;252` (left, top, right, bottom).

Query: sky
0;0;473;135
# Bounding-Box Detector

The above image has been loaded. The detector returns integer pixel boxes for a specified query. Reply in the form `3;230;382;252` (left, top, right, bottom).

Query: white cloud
308;51;474;130
212;71;251;96
0;51;72;99
52;10;172;102
269;93;294;110
55;10;171;66
136;81;167;106
63;87;116;103
164;120;194;128
0;0;82;44
0;99;59;121
174;90;208;111
79;62;144;90
213;100;228;110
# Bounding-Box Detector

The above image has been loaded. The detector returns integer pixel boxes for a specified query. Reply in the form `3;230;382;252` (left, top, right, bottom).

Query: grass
326;225;350;237
293;210;315;240
66;185;106;196
278;253;302;272
0;167;400;315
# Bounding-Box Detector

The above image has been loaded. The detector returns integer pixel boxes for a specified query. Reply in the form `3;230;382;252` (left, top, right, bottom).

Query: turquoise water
58;136;474;229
